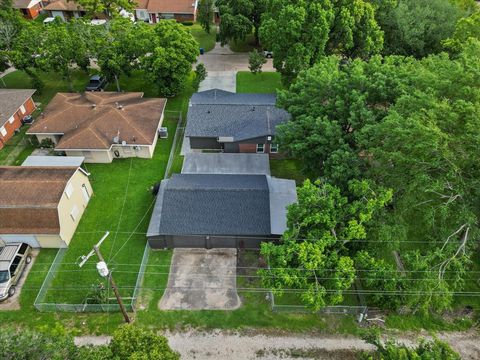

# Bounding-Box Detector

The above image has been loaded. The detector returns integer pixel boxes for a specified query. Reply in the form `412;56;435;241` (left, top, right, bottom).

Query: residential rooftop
27;92;167;150
0;89;36;128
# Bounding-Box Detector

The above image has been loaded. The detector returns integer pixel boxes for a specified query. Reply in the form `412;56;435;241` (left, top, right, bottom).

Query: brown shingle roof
0;89;36;128
13;0;40;9
28;92;167;150
143;0;196;14
43;0;84;11
0;167;78;234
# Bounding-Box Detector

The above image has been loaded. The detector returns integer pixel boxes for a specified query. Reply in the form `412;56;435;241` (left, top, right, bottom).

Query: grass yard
236;71;283;93
189;23;216;52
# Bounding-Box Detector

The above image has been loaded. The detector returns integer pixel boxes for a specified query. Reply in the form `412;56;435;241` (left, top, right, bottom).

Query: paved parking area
0;249;39;311
198;71;237;93
159;248;241;310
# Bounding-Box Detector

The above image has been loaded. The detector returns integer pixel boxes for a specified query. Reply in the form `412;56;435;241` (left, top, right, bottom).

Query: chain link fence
34;243;151;313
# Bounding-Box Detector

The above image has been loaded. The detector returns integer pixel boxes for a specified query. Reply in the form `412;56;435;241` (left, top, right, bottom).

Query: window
0;127;6;137
256;143;265;153
270;144;279;153
8;116;14;124
9;256;21;277
70;205;79;221
65;182;74;199
19;105;26;114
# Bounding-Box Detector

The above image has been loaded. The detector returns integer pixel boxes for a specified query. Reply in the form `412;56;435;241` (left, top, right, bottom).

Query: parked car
22;115;34;125
263;50;273;58
85;75;107;92
0;243;32;301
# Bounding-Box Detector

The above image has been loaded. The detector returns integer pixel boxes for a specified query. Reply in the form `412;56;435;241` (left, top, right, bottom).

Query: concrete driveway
159;248;241;310
196;43;274;72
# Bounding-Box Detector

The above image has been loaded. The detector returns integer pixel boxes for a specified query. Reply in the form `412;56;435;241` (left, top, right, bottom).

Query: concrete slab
182;153;271;175
198;71;236;93
159;248;241;310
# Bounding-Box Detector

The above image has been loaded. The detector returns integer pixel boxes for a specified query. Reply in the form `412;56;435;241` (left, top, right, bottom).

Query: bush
39;137;55;149
182;21;194;26
249;49;266;74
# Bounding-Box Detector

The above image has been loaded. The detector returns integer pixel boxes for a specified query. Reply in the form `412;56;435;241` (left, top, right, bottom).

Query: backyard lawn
236;71;283;93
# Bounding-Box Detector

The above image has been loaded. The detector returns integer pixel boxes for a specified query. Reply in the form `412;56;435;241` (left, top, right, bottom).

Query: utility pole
78;231;131;323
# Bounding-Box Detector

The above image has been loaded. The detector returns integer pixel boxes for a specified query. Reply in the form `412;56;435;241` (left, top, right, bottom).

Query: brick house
135;0;198;23
0;89;36;150
185;89;290;157
13;0;43;19
43;0;86;21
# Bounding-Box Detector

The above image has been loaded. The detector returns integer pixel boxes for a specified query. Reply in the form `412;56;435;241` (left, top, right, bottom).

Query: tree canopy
271;41;480;312
259;0;383;81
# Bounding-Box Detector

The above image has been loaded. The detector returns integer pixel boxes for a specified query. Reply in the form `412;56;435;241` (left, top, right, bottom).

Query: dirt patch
0;249;39;311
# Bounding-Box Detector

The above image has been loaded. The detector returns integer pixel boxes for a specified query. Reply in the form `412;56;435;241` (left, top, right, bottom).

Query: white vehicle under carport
0;243;31;301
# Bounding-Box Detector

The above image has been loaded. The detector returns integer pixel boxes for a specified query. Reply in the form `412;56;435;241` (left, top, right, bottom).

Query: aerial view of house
0;0;479;357
147;153;297;249
0;166;92;248
42;0;86;20
27;92;167;163
185;89;290;155
12;0;43;19
135;0;198;23
0;89;36;150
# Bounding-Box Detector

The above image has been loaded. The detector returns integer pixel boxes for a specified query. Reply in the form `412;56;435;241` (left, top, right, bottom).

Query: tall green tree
382;0;462;57
197;0;215;34
261;179;392;310
94;18;150;91
443;12;480;54
217;0;267;46
76;0;136;18
259;0;383;81
139;20;198;96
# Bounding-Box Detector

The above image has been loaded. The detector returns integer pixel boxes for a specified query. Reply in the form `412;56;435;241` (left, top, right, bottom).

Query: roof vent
207;110;211;114
252;106;256;111
121;140;127;146
113;136;120;144
92;104;96;109
118;104;123;110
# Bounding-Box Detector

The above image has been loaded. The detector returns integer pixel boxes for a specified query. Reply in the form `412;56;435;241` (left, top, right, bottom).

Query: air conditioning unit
158;127;168;139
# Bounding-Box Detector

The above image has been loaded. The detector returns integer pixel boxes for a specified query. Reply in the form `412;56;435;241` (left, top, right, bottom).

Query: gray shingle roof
185;89;290;141
0;89;36;128
150;174;272;236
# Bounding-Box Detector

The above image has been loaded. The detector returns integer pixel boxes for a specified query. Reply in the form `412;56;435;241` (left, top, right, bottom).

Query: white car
0;243;31;301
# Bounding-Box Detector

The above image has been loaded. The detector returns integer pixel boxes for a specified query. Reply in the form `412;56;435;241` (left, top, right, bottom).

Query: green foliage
275;40;480;313
75;0;135;18
361;334;461;360
259;0;383;81
261;179;392;310
109;325;179;360
217;0;267;45
39;138;55;149
86;281;109;304
0;326;78;360
139;20;198;96
193;63;207;89
382;0;462;57
444;12;480;54
248;49;267;74
197;0;215;34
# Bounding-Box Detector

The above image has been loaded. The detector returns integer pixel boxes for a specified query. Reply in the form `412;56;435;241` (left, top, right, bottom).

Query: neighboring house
0;89;36;150
147;153;297;249
0;166;92;248
13;0;43;19
27;92;167;163
22;155;85;168
185;89;290;156
135;0;198;23
43;0;86;20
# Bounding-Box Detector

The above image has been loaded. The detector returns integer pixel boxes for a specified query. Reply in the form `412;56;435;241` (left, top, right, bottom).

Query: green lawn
189;23;216;52
236;71;283;93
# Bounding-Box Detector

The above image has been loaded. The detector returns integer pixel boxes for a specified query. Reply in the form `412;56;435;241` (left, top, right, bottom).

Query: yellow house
0;166;92;248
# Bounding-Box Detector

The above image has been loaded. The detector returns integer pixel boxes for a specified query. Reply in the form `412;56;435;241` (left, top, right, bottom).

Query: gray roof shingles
0;89;36;128
185;89;290;141
155;174;272;236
